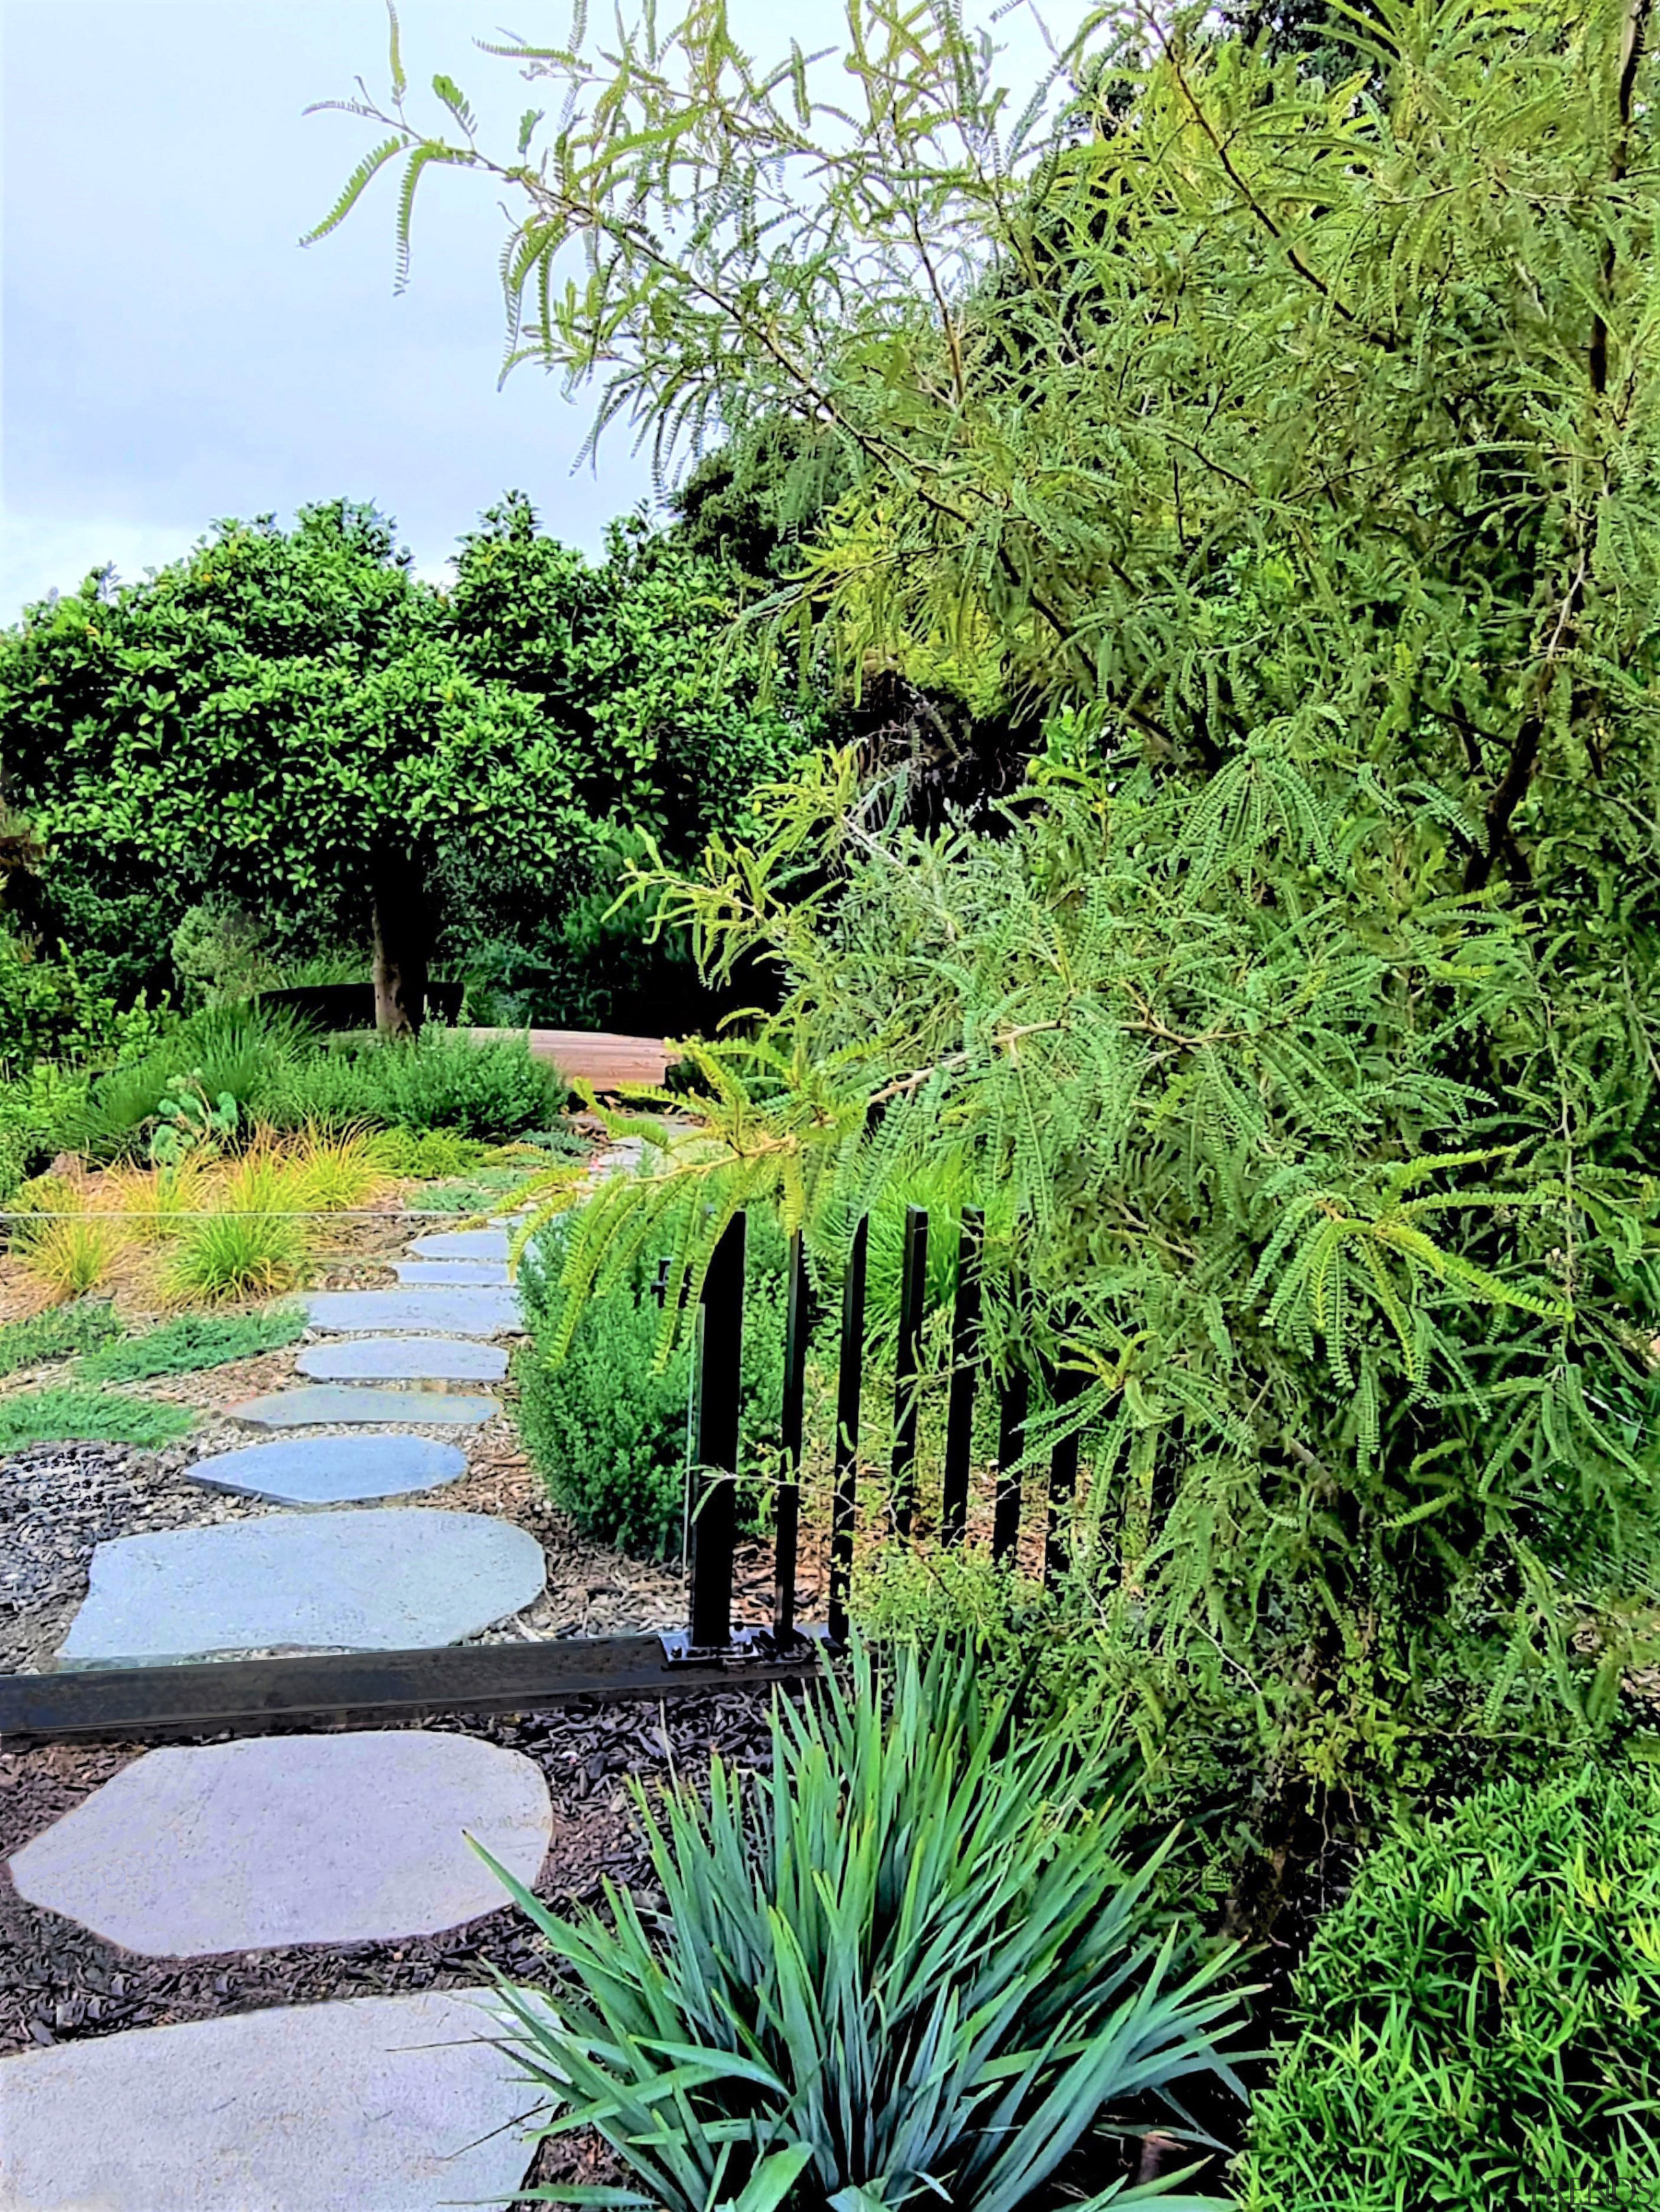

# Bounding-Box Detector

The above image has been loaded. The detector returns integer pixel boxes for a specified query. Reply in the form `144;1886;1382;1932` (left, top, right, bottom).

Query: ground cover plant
490;1640;1248;2209
77;1306;305;1385
0;1300;121;1381
1237;1760;1660;2210
0;1385;194;1453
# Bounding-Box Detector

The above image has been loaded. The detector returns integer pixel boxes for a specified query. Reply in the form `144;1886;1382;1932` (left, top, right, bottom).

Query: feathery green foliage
485;1641;1248;2210
319;0;1660;1909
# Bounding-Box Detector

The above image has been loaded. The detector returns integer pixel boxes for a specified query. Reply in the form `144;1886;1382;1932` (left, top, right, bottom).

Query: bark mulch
0;1684;794;2194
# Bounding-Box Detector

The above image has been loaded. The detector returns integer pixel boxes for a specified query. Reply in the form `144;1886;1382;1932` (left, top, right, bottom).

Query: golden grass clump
285;1124;388;1214
12;1213;126;1304
91;1161;208;1245
162;1146;310;1305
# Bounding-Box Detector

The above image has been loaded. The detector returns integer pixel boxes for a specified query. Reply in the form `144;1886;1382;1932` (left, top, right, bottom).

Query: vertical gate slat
892;1206;929;1538
942;1208;982;1546
993;1365;1029;1566
829;1215;869;1645
773;1230;810;1641
687;1212;746;1649
1043;1337;1084;1586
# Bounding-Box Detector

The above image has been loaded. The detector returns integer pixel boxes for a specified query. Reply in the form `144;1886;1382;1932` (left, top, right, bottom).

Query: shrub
0;1385;195;1451
0;1063;90;1203
0;1299;121;1380
1237;1761;1660;2212
169;898;276;1007
516;1208;786;1557
78;1305;305;1383
488;1640;1247;2211
69;1003;310;1160
259;1028;563;1140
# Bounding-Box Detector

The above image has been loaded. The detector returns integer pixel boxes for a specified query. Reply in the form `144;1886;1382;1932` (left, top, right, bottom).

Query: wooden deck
472;1028;671;1093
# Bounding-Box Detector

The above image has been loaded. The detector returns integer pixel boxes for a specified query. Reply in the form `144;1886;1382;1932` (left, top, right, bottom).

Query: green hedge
516;1210;787;1559
1238;1759;1660;2211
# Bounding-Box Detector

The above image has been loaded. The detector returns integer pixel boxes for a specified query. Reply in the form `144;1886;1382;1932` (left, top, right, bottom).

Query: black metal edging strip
0;1634;820;1750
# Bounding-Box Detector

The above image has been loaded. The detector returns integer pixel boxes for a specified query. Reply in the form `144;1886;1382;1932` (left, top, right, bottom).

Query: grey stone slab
409;1229;511;1263
185;1433;468;1504
395;1260;512;1287
10;1732;551;1955
297;1335;509;1384
230;1384;498;1430
0;1992;545;2212
57;1508;547;1665
306;1288;523;1337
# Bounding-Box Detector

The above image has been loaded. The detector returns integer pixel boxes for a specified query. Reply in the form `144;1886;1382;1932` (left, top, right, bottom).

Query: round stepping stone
185;1433;467;1505
297;1335;508;1384
395;1260;512;1287
409;1229;511;1264
0;1992;544;2211
57;1508;546;1665
10;1732;552;1955
306;1288;523;1337
230;1384;498;1430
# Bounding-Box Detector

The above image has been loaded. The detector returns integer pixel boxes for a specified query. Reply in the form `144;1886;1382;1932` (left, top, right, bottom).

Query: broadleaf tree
0;497;815;1035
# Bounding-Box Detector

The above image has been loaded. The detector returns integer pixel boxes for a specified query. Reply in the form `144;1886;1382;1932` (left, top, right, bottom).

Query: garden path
0;1151;641;2207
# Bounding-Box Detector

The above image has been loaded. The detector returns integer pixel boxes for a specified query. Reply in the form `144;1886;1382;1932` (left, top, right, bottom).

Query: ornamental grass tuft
482;1640;1248;2212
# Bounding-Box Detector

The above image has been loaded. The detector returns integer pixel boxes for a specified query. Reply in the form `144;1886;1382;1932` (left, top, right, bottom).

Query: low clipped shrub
488;1640;1248;2211
0;1299;121;1380
78;1305;305;1383
516;1209;787;1558
1237;1760;1660;2212
0;1385;195;1452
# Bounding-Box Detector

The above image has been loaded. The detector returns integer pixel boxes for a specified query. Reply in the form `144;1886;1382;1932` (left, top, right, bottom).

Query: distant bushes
1239;1761;1660;2212
257;1028;563;1140
54;1004;562;1160
516;1208;788;1558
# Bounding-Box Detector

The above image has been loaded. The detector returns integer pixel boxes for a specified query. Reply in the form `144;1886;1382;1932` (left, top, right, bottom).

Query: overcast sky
0;0;1069;622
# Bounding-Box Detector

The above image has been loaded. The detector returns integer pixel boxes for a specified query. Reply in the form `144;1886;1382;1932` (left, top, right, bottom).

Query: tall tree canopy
0;496;814;1031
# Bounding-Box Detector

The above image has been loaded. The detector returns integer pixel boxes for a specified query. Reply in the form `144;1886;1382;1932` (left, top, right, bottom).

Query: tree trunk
370;854;434;1039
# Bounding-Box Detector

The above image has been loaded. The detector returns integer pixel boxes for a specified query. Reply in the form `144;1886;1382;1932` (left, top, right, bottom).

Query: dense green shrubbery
255;1028;563;1140
54;1004;562;1157
65;1004;313;1159
1238;1761;1660;2211
492;1640;1247;2211
516;1206;787;1557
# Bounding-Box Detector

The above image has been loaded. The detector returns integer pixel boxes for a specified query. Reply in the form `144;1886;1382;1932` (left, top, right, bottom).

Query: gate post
686;1211;745;1651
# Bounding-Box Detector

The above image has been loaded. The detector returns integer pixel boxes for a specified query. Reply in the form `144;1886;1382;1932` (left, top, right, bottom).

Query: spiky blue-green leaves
481;1641;1246;2211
